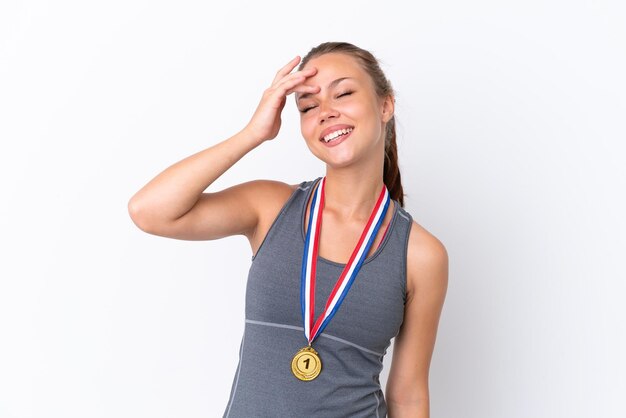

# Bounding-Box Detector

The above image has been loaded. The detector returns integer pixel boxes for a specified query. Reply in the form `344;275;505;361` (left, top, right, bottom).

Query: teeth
323;128;353;143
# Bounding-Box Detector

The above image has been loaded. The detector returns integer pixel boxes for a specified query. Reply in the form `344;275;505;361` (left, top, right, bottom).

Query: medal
291;345;322;381
292;177;390;381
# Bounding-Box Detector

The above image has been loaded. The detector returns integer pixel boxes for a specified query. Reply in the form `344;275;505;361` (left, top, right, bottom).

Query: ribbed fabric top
223;178;413;418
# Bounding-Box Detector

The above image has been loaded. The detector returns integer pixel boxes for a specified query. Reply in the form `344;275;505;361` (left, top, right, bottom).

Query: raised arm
386;222;449;418
127;56;320;248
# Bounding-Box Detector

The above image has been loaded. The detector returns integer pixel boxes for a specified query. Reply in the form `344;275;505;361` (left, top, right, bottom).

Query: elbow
386;394;430;417
386;395;429;407
386;383;430;411
127;195;157;234
386;390;429;405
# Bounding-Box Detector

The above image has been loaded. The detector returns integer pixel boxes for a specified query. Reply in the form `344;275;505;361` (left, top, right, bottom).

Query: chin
306;138;376;169
320;152;360;169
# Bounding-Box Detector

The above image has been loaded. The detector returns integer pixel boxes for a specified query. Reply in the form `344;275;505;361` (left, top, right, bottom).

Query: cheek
340;100;372;120
299;115;317;141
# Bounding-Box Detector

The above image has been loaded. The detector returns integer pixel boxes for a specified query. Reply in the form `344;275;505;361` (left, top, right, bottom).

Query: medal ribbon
300;177;391;344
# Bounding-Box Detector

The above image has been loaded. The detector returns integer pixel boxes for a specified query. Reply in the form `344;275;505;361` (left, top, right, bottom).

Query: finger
286;84;320;97
272;66;317;92
271;56;301;85
271;62;317;90
273;71;317;98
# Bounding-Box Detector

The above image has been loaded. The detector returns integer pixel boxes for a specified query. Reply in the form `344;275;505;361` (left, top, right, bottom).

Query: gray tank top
223;178;413;418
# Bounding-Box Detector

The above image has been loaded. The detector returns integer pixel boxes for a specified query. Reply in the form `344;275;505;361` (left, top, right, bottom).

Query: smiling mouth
321;128;353;143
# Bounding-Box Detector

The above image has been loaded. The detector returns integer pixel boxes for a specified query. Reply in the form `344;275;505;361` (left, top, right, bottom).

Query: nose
318;101;339;124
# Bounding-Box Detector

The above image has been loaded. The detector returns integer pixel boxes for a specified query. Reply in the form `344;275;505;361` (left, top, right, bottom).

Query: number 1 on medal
292;346;322;381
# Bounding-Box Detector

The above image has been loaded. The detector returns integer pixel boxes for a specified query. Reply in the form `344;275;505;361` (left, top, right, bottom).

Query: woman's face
295;53;393;168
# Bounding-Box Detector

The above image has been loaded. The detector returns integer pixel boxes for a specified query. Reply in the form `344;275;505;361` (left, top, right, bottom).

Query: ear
381;95;395;123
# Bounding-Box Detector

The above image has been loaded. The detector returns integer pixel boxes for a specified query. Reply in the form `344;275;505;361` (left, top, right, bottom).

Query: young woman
128;42;448;418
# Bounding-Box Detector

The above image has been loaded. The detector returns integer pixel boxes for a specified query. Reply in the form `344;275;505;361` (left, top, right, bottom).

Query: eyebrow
296;77;353;102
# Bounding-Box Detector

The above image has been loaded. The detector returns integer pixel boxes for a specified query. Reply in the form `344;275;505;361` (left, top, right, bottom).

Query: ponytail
384;116;404;207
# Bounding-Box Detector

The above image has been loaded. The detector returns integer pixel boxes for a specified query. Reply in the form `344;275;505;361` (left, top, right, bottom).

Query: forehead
301;53;370;86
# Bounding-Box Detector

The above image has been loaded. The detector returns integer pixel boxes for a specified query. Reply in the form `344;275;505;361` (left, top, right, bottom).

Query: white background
1;1;625;417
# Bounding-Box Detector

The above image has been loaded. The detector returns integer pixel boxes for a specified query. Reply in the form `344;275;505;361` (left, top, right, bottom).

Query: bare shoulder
232;179;298;227
219;178;296;202
237;179;298;201
243;179;299;211
242;180;300;253
406;220;449;297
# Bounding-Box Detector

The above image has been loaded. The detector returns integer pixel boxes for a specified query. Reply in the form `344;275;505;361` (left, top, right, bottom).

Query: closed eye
299;91;353;113
299;105;317;113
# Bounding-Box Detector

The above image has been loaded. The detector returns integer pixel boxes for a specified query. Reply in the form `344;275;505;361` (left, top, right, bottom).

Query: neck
323;165;385;220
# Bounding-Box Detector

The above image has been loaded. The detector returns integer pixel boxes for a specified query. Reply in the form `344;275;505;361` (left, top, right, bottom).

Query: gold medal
291;345;322;381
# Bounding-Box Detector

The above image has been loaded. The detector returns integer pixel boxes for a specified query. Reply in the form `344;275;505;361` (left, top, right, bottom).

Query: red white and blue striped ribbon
300;177;390;344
